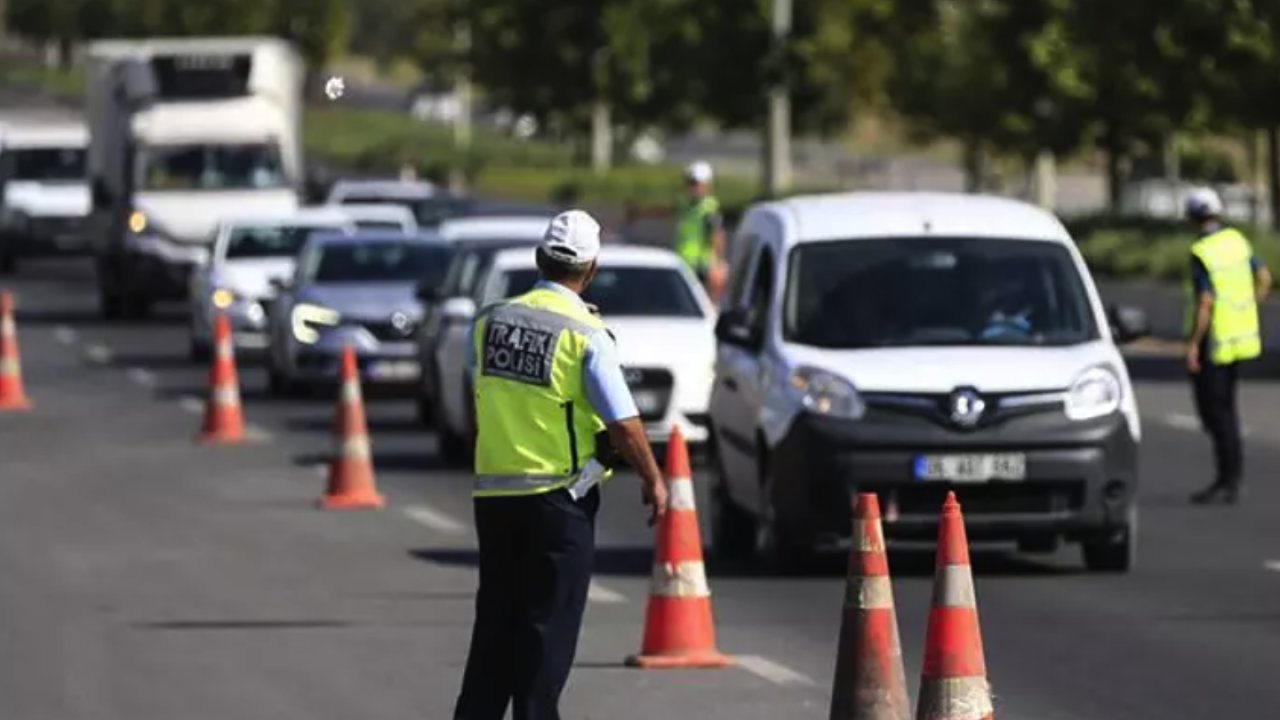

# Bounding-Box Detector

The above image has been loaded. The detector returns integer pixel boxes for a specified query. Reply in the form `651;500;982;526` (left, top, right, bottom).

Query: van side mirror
440;296;477;324
1107;303;1149;344
269;276;292;293
714;308;762;350
415;280;441;303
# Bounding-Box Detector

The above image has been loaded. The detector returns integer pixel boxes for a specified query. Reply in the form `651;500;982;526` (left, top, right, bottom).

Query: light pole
453;4;473;150
763;0;793;196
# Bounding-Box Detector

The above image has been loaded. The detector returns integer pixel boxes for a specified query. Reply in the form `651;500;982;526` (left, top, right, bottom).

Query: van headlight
211;288;237;309
1064;365;1122;421
291;302;341;344
787;366;866;420
128;210;148;234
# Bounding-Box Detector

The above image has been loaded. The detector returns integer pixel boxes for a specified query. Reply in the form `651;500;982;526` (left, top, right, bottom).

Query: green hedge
1068;215;1280;283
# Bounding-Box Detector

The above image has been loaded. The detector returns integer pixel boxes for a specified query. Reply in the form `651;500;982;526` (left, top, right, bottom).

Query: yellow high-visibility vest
1186;227;1262;365
471;287;610;497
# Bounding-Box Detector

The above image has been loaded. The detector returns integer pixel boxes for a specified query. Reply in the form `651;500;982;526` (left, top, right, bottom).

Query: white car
325;178;435;205
337;203;419;234
0;121;91;273
188;206;354;359
707;191;1149;572
431;244;717;464
435;215;552;244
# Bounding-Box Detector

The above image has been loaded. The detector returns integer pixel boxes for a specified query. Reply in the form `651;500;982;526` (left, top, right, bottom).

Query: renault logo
390;311;411;334
948;388;985;428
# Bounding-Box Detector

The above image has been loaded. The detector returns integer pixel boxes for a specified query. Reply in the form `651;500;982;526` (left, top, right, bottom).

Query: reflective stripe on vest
471;288;609;497
1187;228;1262;365
675;195;719;271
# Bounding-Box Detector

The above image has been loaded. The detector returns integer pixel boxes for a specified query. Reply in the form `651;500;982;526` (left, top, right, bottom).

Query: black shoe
1190;484;1229;505
1223;485;1244;505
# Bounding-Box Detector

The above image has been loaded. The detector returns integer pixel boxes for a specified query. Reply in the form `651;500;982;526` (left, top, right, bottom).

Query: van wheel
709;443;755;561
0;253;16;274
756;455;814;574
1082;507;1137;573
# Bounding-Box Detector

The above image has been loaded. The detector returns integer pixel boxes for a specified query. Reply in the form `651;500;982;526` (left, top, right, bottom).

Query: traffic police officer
674;160;726;294
1184;187;1271;505
453;209;669;720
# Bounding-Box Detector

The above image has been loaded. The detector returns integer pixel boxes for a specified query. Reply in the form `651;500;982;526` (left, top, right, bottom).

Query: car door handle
722;376;738;391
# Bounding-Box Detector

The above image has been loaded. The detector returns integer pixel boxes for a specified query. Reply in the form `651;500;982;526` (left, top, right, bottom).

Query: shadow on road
285;414;426;434
409;544;1077;579
292;450;446;473
1124;352;1280;383
134;619;354;631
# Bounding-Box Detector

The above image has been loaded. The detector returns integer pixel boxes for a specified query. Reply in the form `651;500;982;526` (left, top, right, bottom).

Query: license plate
367;360;419;380
632;390;662;415
914;453;1026;482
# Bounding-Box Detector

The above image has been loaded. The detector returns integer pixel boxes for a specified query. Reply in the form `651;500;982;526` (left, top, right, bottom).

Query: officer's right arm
583;330;668;523
1252;254;1273;302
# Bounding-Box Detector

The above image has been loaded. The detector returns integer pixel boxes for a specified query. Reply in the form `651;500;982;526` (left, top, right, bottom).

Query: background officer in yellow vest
453;209;669;720
1184;187;1272;505
674;160;726;294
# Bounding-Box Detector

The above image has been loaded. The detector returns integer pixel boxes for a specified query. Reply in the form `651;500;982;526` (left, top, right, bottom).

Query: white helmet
1185;187;1224;219
684;160;714;184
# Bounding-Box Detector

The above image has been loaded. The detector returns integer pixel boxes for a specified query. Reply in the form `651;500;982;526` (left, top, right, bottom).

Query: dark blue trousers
453;487;599;720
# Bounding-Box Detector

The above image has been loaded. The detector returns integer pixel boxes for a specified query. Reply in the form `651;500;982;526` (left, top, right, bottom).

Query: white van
707;192;1149;573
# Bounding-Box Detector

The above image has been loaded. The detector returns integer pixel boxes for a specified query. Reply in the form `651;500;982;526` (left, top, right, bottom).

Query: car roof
220;206;354;229
748;191;1072;248
337;203;417;220
437;216;551;242
489;244;686;270
329;179;436;199
1;122;89;149
309;229;446;247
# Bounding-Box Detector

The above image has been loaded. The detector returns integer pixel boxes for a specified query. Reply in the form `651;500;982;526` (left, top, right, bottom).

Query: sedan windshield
138;142;288;191
339;195;467;228
6;147;86;182
500;266;704;317
311;242;453;285
224;225;334;260
783;237;1097;348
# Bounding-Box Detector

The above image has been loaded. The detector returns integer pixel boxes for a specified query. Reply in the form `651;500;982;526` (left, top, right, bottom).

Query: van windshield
137;142;288;191
783;237;1097;349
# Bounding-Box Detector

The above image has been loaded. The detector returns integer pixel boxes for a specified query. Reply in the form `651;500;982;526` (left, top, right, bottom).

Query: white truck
0;119;92;274
85;37;304;318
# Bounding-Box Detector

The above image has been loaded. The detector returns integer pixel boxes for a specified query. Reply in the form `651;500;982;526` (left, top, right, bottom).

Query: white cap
1185;187;1224;218
541;209;601;264
685;160;714;184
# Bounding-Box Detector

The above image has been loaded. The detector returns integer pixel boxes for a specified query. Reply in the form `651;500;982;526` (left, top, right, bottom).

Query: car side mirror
269;276;292;293
415;280;440;303
440;296;477;324
714;308;762;350
1107;303;1149;344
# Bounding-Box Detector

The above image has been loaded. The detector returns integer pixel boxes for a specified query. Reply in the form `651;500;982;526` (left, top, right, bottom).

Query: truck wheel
121;294;152;319
189;337;211;363
99;288;123;319
0;254;16;275
1082;507;1137;573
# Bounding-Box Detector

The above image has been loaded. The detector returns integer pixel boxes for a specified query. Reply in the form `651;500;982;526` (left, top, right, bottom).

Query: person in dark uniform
1183;188;1271;505
453;209;669;719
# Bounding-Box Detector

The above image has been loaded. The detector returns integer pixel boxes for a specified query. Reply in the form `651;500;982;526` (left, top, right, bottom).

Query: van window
783;237;1097;348
744;248;775;334
724;233;759;308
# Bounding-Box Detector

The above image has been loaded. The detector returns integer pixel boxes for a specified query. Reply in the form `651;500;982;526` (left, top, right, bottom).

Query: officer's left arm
1252;255;1273;302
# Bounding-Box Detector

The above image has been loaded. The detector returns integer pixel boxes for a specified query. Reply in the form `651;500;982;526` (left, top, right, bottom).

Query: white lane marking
1163;412;1253;438
178;396;205;414
736;655;817;687
587;581;626;604
53;326;76;345
245;424;273;443
127;367;156;387
1263;560;1280;572
403;504;466;534
84;344;112;364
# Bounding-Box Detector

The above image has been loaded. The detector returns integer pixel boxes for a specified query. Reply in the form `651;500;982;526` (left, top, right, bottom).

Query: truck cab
86;37;304;318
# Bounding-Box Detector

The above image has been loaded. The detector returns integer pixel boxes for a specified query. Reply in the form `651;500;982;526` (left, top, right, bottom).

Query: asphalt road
4;256;1280;720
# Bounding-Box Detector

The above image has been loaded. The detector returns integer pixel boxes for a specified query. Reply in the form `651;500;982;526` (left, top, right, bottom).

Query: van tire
708;438;755;561
756;451;814;574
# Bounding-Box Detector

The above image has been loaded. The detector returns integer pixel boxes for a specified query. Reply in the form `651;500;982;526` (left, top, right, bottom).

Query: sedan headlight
211;288;237;309
1064;365;1122;421
787;365;866;420
291;302;341;344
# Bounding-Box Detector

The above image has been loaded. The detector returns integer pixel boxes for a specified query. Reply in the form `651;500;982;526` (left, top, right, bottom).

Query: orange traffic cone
318;345;385;510
197;312;246;444
916;492;994;720
625;426;733;669
829;493;911;720
0;291;31;411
